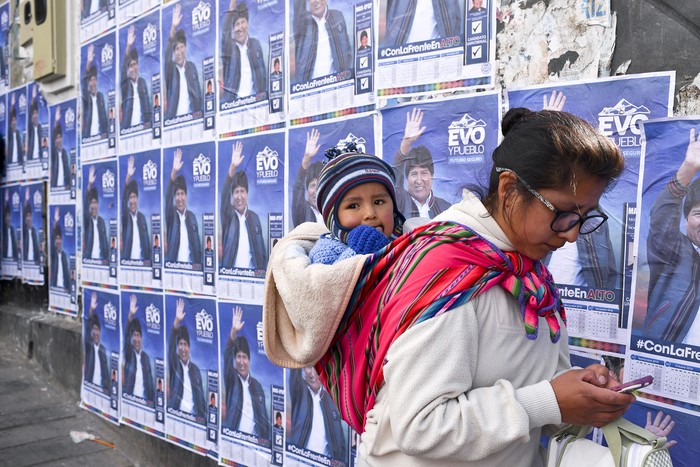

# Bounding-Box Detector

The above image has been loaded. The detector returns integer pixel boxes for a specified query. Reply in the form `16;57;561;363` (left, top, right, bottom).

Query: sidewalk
0;297;219;467
0;335;136;466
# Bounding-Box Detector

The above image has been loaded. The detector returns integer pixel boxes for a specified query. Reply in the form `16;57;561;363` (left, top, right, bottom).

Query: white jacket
358;192;570;466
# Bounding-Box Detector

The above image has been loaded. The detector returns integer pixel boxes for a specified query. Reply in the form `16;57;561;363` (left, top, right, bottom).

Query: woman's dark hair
481;108;624;213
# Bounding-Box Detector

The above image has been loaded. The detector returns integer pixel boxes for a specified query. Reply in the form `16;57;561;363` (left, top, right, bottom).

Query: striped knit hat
316;152;405;242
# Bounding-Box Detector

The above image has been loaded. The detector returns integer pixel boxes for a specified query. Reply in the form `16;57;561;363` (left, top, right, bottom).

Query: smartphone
610;375;654;394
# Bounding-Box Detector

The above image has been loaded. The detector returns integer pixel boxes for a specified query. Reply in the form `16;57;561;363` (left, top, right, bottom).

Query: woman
264;108;634;466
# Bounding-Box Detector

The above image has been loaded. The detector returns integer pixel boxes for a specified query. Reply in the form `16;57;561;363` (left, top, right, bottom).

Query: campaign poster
118;0;160;25
6;86;28;182
627;117;700;417
507;72;674;354
285;367;351;467
118;149;163;288
0;94;6;180
21;182;46;285
380;91;501;220
288;0;374;120
164;293;219;456
0;2;9;93
80;0;116;44
217;132;284;302
162;142;216;296
48;203;78;316
161;0;217;145
120;289;166;439
82;158;119;288
81;286;121;425
1;184;21;278
49;99;78;204
118;9;162;152
24;82;50;180
219;302;282;466
376;0;494;97
288;113;377;231
218;0;286;135
81;31;118;162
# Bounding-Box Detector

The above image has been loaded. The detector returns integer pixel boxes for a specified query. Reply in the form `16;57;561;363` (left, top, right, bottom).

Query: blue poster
218;0;286;134
6;86;28;182
2;184;21;278
288;0;374;120
0;94;6;179
218;302;282;465
119;9;162;152
380;91;501;220
48;203;78;316
285;366;350;467
161;0;217;145
217;132;284;301
377;0;494;95
627;117;700;417
507;72;674;351
120;290;166;438
81;286;121;425
288;113;377;230
80;0;116;44
24;82;50;180
49;99;78;204
164;293;219;456
0;3;9;92
21;182;45;285
81;31;118;161
82;158;119;288
118;0;160;25
118;149;163;288
162;142;216;296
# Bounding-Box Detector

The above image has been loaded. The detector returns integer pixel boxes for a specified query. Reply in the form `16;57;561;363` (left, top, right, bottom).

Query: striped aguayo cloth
315;221;566;433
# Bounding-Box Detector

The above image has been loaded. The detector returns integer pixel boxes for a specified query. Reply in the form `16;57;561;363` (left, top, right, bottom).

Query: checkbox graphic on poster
272;81;280;91
360;56;368;68
272;99;280;109
360;77;369;89
472;21;482;34
471;45;482;59
275;434;282;445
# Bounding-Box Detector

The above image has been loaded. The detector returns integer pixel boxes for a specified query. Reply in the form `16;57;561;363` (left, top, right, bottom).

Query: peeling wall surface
496;0;700;112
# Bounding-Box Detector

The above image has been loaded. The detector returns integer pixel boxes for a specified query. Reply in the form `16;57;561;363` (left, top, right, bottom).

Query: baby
309;149;405;264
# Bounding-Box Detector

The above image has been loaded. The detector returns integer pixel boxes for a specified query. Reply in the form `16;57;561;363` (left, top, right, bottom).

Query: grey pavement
0;336;137;467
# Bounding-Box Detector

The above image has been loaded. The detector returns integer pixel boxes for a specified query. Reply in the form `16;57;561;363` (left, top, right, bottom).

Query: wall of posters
21;182;45;285
217;131;284;301
81;286;121;424
80;0;117;44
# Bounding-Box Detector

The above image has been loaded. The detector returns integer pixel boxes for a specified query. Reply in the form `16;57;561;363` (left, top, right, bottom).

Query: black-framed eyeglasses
495;167;608;235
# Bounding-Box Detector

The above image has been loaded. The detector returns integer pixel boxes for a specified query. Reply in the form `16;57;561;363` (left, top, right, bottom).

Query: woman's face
496;171;608;261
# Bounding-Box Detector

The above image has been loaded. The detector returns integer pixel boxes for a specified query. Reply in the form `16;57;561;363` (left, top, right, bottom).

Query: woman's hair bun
501;107;533;136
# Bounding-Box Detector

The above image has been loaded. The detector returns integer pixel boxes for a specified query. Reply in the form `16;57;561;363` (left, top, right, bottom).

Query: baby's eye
346;203;359;210
374;199;385;205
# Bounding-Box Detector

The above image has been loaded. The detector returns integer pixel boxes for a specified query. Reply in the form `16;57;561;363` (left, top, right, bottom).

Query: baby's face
337;182;394;238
